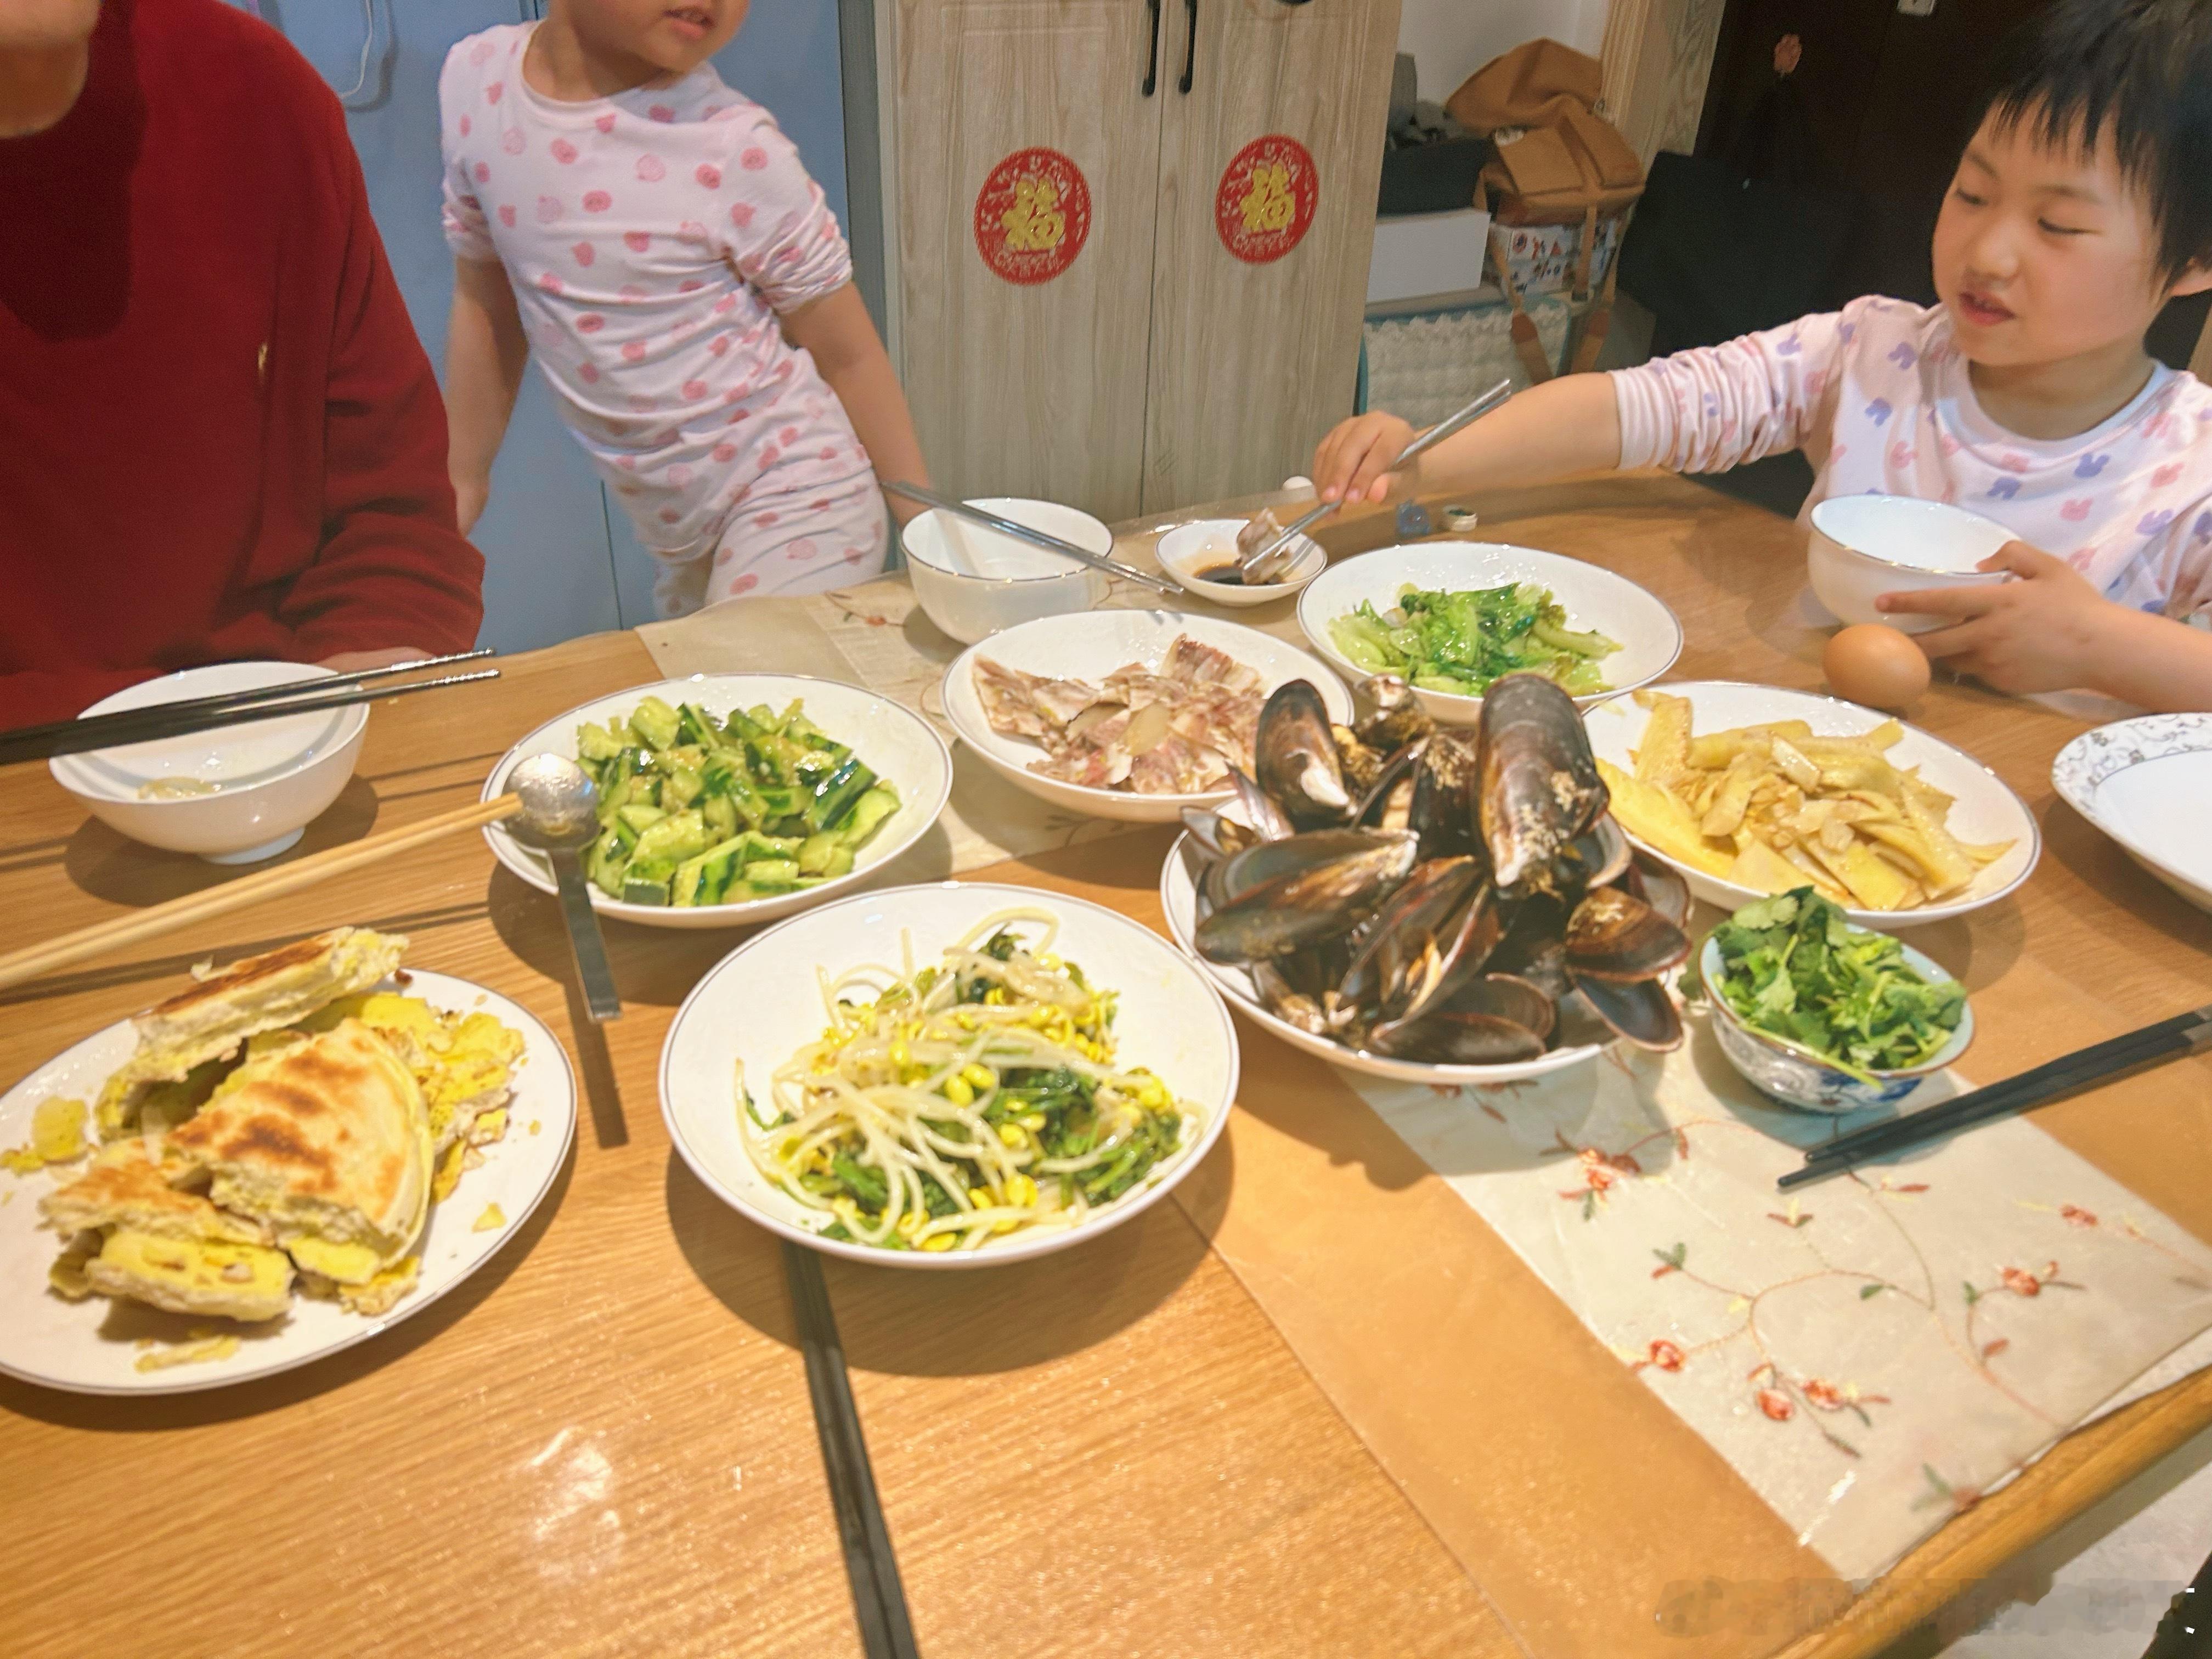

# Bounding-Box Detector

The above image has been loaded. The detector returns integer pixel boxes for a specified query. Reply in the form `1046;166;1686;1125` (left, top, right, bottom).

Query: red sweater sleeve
280;91;484;662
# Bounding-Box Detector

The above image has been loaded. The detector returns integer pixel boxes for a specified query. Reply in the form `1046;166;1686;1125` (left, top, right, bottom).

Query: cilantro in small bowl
1697;888;1972;1112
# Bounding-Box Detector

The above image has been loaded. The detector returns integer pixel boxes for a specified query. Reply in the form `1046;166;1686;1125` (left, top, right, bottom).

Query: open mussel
1194;831;1418;963
1477;673;1608;895
1255;681;1351;831
1185;670;1686;1069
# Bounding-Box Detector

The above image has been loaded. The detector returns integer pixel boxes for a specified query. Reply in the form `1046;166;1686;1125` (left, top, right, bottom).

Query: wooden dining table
3;473;2209;1659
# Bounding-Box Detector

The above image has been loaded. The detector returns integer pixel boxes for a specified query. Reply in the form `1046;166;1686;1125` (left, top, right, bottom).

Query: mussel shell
1571;973;1684;1051
1484;893;1568;999
1354;673;1436;754
1448;972;1557;1043
1351;736;1429;830
1255;681;1351;831
1562;886;1692;983
1337;856;1482;1018
1181;806;1260;862
1220;827;1414;905
1618;855;1692;929
1477;673;1609;894
1368;972;1551;1064
1195;836;1419;964
1555;815;1633;893
1408;731;1483;861
1229;768;1296;844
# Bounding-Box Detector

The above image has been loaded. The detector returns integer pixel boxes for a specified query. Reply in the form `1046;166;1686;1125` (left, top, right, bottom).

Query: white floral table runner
1348;1034;2212;1580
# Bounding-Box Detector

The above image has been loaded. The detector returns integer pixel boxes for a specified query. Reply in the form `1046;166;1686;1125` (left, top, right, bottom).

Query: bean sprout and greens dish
739;909;1198;1253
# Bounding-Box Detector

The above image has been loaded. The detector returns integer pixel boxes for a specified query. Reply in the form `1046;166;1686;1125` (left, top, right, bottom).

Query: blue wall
241;0;849;647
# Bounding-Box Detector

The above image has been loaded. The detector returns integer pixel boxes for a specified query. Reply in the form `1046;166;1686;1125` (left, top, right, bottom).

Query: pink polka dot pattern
440;25;871;577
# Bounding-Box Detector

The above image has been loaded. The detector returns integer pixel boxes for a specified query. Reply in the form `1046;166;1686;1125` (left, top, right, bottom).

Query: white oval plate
1157;834;1608;1086
1295;542;1684;725
661;882;1239;1268
1583;681;2040;928
0;971;574;1396
2052;713;2212;912
940;611;1351;825
482;675;953;931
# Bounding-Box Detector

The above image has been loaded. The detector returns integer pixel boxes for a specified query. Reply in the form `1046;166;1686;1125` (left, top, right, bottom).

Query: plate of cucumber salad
481;675;952;930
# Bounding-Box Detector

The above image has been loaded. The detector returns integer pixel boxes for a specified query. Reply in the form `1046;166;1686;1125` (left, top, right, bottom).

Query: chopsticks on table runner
1778;1001;2212;1192
782;1242;920;1659
0;793;521;994
0;650;500;765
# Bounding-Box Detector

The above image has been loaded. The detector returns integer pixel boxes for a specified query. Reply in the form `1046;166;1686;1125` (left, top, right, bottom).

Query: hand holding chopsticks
1779;1001;2212;1189
0;649;500;766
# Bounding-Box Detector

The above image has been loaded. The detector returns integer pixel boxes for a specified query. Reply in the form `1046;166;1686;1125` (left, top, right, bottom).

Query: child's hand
1313;413;1417;504
1875;540;2113;693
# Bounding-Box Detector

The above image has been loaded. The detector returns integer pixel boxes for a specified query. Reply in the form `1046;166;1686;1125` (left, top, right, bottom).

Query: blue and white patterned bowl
1699;934;1973;1114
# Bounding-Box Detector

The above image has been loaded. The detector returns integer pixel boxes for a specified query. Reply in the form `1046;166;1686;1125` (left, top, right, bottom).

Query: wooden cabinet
884;0;1401;519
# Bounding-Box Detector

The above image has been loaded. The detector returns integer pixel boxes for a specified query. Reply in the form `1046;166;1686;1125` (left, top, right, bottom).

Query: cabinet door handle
1178;0;1198;93
1143;0;1161;95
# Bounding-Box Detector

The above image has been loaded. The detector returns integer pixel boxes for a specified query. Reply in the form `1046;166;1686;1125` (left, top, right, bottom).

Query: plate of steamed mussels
1159;670;1695;1084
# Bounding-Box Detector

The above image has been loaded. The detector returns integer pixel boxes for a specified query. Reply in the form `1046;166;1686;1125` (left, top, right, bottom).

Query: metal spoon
507;753;622;1023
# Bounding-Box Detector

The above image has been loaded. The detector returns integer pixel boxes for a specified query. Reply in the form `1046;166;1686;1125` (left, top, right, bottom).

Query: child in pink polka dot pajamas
439;0;929;614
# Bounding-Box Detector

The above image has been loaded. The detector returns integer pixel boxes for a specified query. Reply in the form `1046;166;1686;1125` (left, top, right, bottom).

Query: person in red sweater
0;0;485;726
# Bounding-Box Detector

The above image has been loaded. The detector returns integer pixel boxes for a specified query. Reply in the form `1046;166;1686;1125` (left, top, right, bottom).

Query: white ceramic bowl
1156;518;1325;607
1158;832;1609;1085
940;611;1352;824
1583;680;2040;928
1295;542;1683;725
1700;932;1973;1114
481;674;951;930
49;662;366;864
2052;713;2212;912
901;497;1113;644
1806;495;2013;634
660;881;1239;1268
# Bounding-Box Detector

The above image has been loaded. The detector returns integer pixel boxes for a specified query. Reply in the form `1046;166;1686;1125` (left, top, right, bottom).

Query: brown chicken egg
1823;623;1931;710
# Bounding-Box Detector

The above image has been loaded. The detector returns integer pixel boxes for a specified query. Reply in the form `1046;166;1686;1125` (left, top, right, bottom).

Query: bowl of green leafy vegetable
1296;542;1681;725
1698;889;1973;1113
482;675;951;930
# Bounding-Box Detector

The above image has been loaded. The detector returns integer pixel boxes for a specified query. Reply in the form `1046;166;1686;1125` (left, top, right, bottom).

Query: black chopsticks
1779;1001;2212;1190
0;650;499;764
783;1242;921;1659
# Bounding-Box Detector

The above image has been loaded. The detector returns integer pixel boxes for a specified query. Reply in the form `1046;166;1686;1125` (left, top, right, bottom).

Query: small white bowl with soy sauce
1156;517;1326;608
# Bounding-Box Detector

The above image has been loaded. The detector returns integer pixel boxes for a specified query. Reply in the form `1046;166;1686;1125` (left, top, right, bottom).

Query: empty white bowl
50;663;366;863
1156;518;1325;607
901;498;1113;644
1806;495;2013;634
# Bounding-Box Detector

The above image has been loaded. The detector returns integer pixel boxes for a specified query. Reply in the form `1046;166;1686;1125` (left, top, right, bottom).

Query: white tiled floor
1881;1426;2212;1656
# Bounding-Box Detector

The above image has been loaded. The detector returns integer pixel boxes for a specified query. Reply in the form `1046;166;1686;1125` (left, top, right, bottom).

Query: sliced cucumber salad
571;695;900;907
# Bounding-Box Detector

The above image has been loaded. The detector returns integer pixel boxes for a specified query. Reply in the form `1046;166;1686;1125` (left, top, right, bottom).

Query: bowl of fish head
940;611;1353;823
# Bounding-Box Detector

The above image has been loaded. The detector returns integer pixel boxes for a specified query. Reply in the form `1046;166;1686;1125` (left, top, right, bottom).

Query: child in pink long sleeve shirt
1314;0;2212;713
439;0;929;615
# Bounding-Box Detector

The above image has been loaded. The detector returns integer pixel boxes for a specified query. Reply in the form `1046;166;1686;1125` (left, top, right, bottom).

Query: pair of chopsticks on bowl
0;649;501;765
1778;1000;2212;1189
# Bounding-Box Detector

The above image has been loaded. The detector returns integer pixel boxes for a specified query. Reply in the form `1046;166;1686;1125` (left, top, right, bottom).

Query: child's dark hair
1977;0;2212;283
